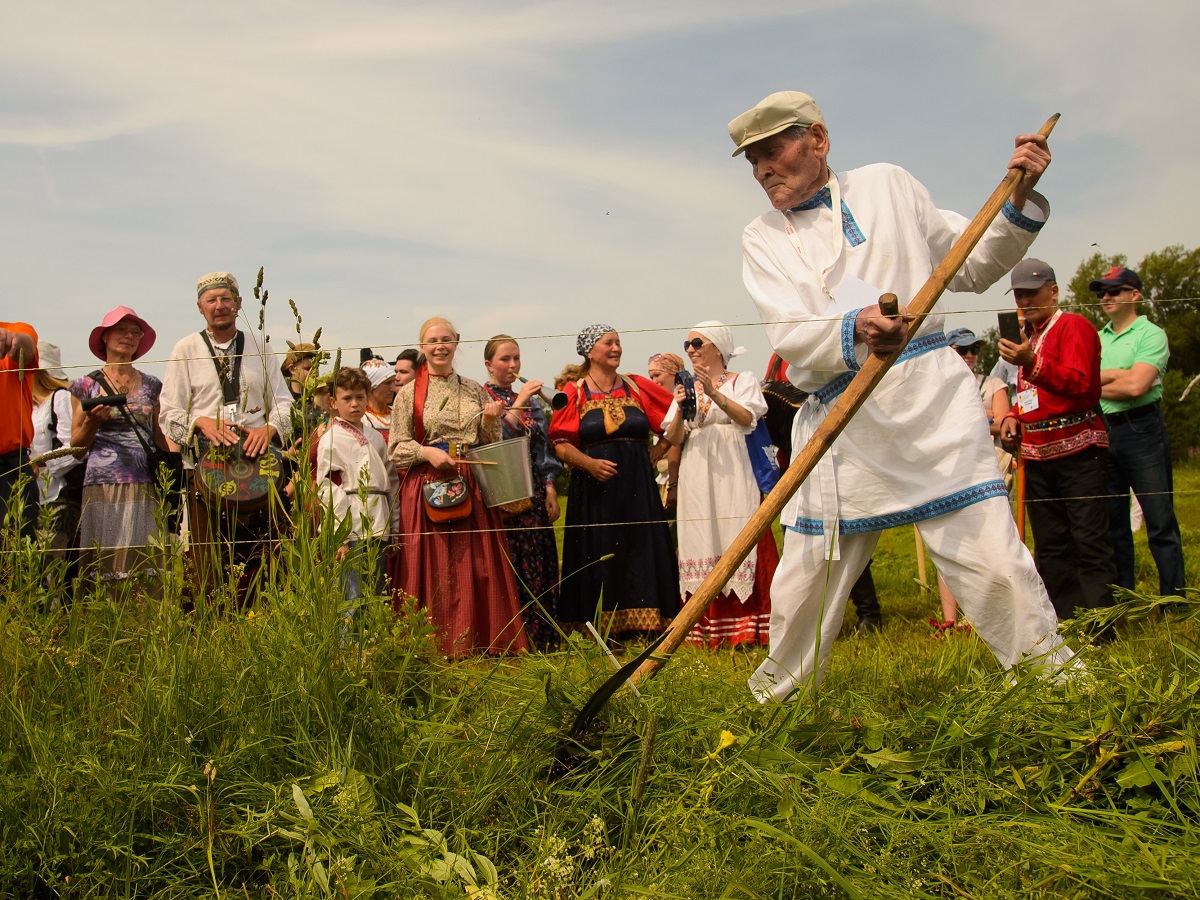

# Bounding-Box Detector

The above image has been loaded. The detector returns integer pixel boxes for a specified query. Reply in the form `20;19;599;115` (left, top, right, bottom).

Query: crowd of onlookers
2;289;796;655
0;259;1187;655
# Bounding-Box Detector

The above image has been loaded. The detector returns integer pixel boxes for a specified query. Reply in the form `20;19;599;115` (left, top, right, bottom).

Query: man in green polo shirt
1095;265;1186;597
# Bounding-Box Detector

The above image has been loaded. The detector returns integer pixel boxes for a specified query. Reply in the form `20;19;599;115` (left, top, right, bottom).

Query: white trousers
748;496;1078;703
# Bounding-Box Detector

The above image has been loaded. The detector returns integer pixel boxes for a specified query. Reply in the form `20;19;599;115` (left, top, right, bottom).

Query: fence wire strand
0;487;1195;556
18;295;1200;375
7;289;1196;556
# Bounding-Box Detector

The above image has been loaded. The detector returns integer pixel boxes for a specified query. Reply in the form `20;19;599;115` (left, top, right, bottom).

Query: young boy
315;368;396;636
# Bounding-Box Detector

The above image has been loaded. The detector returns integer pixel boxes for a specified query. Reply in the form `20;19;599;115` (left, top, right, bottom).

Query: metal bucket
466;436;533;508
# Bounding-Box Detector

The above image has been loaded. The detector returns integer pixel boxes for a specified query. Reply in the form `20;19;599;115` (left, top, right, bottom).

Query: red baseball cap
1088;266;1142;293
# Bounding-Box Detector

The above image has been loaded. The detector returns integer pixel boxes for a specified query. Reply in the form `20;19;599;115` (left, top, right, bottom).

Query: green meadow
0;465;1197;898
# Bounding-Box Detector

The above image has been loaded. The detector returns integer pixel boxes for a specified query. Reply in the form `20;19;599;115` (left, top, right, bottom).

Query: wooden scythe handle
632;113;1059;686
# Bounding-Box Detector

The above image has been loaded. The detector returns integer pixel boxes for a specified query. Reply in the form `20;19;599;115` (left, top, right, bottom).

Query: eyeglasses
1097;287;1133;299
954;346;981;356
683;338;710;352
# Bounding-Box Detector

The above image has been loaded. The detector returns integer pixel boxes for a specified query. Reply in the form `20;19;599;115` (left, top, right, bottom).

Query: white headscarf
362;360;395;390
691;320;746;365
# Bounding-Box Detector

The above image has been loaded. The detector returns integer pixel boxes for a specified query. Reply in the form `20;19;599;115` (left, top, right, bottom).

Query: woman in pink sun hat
69;306;168;584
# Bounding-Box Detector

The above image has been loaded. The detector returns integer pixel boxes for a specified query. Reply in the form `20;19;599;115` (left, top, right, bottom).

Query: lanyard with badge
1015;309;1061;415
199;330;245;424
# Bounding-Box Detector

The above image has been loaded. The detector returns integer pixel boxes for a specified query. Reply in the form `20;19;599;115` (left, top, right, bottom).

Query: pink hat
89;306;156;362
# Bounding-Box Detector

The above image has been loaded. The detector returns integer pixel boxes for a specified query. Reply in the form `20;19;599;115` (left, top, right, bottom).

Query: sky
4;0;1198;386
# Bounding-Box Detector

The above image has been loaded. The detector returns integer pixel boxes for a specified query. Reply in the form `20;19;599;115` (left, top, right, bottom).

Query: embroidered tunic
1007;310;1107;461
315;418;394;541
363;408;391;445
742;164;1047;551
159;330;293;462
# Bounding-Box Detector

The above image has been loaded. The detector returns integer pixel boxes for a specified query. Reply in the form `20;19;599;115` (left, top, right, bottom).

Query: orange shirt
1;322;38;454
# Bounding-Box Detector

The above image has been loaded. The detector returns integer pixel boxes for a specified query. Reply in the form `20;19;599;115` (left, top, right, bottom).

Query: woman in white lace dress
663;321;776;648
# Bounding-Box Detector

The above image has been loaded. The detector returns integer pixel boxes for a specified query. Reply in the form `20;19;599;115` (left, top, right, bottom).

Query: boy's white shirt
315;417;395;541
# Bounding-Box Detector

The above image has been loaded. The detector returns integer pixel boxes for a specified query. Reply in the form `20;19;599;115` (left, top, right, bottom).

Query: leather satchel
421;476;472;523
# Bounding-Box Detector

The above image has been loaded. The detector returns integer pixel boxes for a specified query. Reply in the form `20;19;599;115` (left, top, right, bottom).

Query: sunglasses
1097;287;1133;299
683;338;710;352
954;345;981;356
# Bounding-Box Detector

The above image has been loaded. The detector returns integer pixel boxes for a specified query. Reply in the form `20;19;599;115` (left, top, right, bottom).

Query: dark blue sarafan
675;370;696;421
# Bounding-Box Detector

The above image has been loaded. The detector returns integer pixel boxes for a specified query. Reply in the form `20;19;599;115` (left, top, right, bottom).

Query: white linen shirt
742;163;1046;553
159;330;293;463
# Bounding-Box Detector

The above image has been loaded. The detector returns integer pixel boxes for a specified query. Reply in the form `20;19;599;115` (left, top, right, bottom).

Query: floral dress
70;371;163;580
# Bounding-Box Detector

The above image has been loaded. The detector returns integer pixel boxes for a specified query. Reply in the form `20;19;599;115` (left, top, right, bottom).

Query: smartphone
998;311;1022;344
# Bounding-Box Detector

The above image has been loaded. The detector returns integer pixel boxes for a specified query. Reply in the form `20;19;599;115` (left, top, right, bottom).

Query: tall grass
0;465;1197;898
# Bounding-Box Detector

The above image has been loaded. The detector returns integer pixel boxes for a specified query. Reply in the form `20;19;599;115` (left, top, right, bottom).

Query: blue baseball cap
946;327;983;349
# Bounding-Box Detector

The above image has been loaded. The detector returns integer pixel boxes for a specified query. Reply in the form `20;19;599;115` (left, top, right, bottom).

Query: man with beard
160;272;293;603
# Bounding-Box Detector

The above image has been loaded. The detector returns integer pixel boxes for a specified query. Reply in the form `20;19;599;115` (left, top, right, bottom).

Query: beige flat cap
728;91;825;156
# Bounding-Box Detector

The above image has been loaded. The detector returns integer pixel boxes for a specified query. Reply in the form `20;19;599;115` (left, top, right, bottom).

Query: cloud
3;0;1198;384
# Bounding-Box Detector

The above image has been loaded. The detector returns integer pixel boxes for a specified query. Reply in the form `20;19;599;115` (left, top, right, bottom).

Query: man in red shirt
1;322;39;540
998;260;1116;625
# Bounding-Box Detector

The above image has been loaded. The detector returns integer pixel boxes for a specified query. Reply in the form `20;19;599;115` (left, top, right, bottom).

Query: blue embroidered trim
792;187;830;211
841;201;866;247
840;309;863;372
788;519;824;535
789;190;867;247
814;332;949;405
1002;200;1044;233
814;372;855;406
786;479;1009;536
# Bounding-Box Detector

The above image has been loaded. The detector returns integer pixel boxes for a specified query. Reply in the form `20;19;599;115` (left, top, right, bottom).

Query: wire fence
0;485;1193;556
7;292;1196;553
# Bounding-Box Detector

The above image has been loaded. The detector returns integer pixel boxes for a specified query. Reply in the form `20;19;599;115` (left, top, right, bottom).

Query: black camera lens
80;394;128;412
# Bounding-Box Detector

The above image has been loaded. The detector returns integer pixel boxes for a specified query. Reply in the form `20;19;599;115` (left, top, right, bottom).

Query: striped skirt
78;482;163;581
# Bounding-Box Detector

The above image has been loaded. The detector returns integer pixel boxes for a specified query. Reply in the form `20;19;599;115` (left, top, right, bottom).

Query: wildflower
582;815;607;860
333;789;355;815
707;729;738;759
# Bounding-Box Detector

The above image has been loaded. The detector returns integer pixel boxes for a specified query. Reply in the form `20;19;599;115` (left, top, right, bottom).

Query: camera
80;394;128;412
